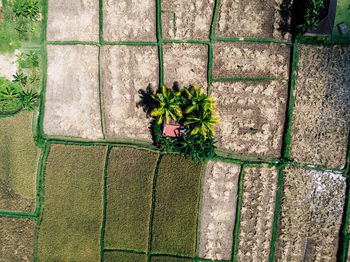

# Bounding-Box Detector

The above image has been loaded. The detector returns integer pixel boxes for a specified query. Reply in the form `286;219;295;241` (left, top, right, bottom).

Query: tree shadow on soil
278;0;294;37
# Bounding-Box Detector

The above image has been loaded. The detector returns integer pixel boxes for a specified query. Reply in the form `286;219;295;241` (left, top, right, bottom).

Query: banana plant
151;85;183;125
183;85;216;115
184;109;220;139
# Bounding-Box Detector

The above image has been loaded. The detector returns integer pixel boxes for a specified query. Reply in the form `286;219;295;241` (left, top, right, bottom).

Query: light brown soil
212;42;290;79
275;166;346;261
198;161;241;260
44;45;103;139
0;217;36;261
163;43;208;88
0;52;17;80
161;0;214;40
236;165;278;261
47;0;99;42
103;0;156;42
211;81;288;158
102;45;159;141
290;44;350;169
215;0;293;40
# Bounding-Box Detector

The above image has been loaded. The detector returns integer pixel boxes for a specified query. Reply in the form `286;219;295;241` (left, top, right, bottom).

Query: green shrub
12;0;40;20
298;0;324;33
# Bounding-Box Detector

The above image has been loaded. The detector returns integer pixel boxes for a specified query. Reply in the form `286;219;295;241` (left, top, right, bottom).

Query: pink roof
163;123;184;137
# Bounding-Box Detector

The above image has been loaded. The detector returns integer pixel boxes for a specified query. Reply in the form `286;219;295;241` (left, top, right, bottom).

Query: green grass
104;147;159;251
151;154;203;257
333;0;350;36
150;255;194;262
37;144;107;262
104;251;148;262
0;111;39;211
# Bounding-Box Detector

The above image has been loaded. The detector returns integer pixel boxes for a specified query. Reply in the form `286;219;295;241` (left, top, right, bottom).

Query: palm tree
183;85;216;115
151;85;183;125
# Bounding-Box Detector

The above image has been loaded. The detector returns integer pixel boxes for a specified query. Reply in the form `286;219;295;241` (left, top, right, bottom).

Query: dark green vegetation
151;85;219;161
104;147;159;251
0;217;36;261
0;0;42;53
104;251;148;262
150;255;194;262
0;111;39;212
151;154;203;256
37;144;106;262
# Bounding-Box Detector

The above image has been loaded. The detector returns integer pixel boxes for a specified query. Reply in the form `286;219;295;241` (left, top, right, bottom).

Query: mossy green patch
150;255;194;262
333;0;350;36
151;154;203;256
104;251;147;262
104;147;159;251
37;144;106;262
0;111;39;211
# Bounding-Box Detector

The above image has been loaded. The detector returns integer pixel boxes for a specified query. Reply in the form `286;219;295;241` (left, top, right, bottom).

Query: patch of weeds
297;0;324;33
16;51;39;68
12;0;40;20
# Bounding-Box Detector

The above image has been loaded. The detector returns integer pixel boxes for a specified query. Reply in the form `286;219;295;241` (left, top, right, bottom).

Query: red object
163;120;185;137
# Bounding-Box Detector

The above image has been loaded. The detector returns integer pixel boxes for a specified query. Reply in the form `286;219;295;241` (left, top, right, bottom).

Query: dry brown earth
290;44;350;169
211;81;288;158
198;161;241;260
163;43;208;88
102;45;159;141
44;45;103;139
0;217;36;261
215;0;293;40
47;0;99;41
161;0;214;40
275;166;346;261
212;42;290;79
236;165;278;261
103;0;156;42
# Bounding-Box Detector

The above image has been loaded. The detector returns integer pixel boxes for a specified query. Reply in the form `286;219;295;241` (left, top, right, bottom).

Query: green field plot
37;144;106;262
104;147;159;251
151;154;203;257
0;217;36;261
150;255;194;262
0;111;39;212
104;251;147;262
333;0;350;36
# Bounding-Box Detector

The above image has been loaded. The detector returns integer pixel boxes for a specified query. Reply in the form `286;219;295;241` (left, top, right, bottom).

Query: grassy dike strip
104;147;159;251
37;144;106;261
104;251;147;262
0;111;40;212
151;154;203;257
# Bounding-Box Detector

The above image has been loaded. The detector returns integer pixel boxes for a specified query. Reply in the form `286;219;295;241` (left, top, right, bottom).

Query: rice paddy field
0;0;349;261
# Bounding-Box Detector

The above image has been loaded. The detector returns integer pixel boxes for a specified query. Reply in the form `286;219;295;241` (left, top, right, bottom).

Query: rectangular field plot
0;111;40;212
104;251;147;262
275;167;346;261
212;42;290;79
161;0;214;40
151;255;194;262
0;217;36;261
215;0;292;40
104;147;159;251
47;0;99;41
163;43;208;88
37;144;106;262
290;44;350;169
102;45;159;141
151;154;203;256
44;45;103;139
236;165;278;261
198;161;240;260
103;0;156;42
211;81;287;158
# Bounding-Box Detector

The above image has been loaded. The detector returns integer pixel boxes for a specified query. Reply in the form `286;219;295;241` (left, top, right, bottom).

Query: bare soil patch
161;0;214;40
163;43;208;88
102;45;158;141
103;0;156;42
215;0;293;40
47;0;99;42
0;52;17;80
275;166;346;261
211;81;288;158
44;45;103;139
212;42;290;79
198;161;240;260
236;165;278;261
0;217;36;261
290;44;350;169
